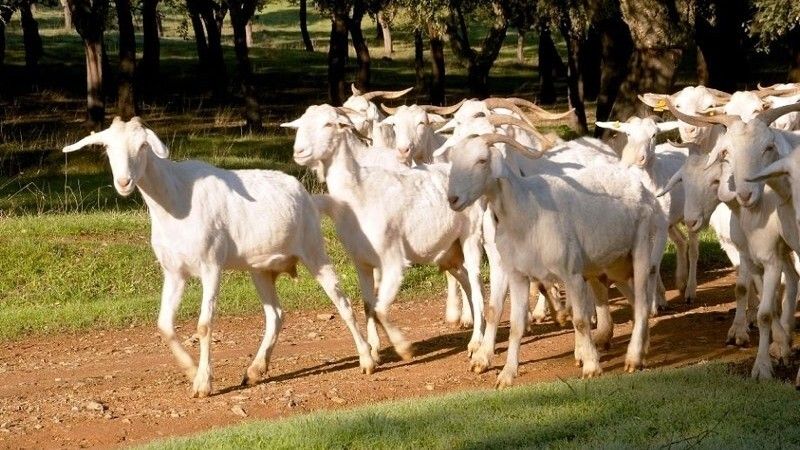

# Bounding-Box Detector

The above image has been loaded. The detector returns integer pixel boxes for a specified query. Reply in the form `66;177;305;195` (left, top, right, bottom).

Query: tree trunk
790;30;800;82
245;20;252;47
696;45;708;86
612;0;692;120
347;0;370;91
141;0;160;86
695;0;743;92
444;2;508;98
580;26;601;101
229;0;262;130
561;27;588;134
0;7;12;85
198;0;227;97
428;23;445;106
115;0;137;119
299;0;313;51
377;10;392;58
414;28;425;88
595;15;633;133
84;38;105;128
187;4;208;66
537;25;558;104
20;0;43;86
327;4;348;105
516;28;525;63
61;0;72;29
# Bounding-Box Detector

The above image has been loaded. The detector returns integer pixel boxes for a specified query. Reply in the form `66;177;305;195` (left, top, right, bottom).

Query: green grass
0;212;444;341
145;364;800;449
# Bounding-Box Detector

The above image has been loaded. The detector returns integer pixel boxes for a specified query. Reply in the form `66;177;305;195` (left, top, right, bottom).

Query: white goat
596;118;700;308
446;134;665;387
672;102;800;380
62;117;375;398
342;85;413;147
282;105;487;362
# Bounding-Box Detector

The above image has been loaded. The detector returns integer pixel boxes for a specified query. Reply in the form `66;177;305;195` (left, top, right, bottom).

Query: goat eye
476;158;487;165
711;179;720;186
763;146;774;153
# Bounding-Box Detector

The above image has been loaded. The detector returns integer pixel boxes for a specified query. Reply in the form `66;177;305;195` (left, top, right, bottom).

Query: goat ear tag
654;99;668;112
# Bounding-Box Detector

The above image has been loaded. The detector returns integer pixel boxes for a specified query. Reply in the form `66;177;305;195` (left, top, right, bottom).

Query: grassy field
0;3;731;342
147;364;800;449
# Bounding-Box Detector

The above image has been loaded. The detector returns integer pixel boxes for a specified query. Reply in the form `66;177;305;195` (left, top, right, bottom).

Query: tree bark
444;2;508;98
299;0;313;51
115;0;137;119
67;0;109;128
61;0;72;29
199;0;227;97
84;38;105;127
560;22;588;134
612;0;692;120
790;30;800;82
229;0;262;130
580;26;601;101
595;15;633;133
537;25;558;104
347;0;370;91
414;28;425;88
428;22;445;106
20;0;43;85
187;2;208;66
245;20;252;47
377;10;392;58
0;6;12;82
695;0;744;92
141;0;160;86
516;28;525;63
327;3;348;105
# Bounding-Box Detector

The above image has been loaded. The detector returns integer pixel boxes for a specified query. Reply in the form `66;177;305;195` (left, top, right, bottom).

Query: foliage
749;0;800;47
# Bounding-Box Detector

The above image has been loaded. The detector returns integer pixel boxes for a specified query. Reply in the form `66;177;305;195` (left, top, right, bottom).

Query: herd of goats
60;82;800;398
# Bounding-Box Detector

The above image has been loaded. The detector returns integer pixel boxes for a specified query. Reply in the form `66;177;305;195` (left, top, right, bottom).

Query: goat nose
685;219;698;230
117;177;132;188
448;195;459;206
741;191;752;202
399;147;411;155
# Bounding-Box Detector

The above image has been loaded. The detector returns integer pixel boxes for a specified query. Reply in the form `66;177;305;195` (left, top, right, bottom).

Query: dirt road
0;269;766;448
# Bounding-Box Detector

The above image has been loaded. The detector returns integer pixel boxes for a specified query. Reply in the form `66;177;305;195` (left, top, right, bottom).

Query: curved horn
505;97;574;121
351;83;362;96
336;106;361;116
361;87;413;101
666;139;693;149
667;99;740;128
380;103;399;115
482;98;537;127
755;101;800;126
657;169;682;197
62;129;109;152
419;98;467;116
487;115;555;148
480;133;545;159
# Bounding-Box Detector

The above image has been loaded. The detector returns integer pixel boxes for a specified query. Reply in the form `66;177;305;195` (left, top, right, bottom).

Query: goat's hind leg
192;267;221;398
243;271;283;386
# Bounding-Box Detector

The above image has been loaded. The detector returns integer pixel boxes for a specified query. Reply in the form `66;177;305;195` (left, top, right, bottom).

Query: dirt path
0;269;766;448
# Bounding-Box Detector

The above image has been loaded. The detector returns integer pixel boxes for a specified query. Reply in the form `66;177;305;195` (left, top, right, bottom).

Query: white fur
62;117;376;398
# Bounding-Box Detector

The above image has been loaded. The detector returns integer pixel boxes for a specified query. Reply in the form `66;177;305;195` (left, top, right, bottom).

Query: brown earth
0;268;783;449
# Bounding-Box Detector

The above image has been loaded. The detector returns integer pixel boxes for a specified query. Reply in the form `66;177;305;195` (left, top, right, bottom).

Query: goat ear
280;118;303;129
656;121;680;133
426;113;446;123
144;129;169;159
746;158;789;183
489;147;507;179
432;134;460;157
63;129;108;153
639;93;669;109
704;146;727;170
595;121;628;133
657;169;682;197
436;119;458;134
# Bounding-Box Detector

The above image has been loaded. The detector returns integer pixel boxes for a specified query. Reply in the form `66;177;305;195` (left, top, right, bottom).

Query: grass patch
0;212;444;341
146;364;800;449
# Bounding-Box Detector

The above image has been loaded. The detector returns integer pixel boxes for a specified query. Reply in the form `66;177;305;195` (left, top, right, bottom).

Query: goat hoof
581;362;602;379
494;368;516;389
459;318;474;329
395;343;414;361
360;355;376;375
470;352;491;373
624;357;644;373
751;360;774;380
684;296;695;304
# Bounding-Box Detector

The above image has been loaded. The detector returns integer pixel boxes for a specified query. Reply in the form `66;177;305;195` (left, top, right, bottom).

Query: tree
444;0;510;98
428;21;446;104
694;0;748;91
67;0;109;128
228;0;263;129
536;23;564;104
610;0;693;120
116;0;138;119
750;0;800;81
299;0;314;51
376;8;392;57
186;0;227;97
594;12;632;130
347;0;370;90
0;5;13;89
140;0;161;86
325;0;349;104
19;0;43;86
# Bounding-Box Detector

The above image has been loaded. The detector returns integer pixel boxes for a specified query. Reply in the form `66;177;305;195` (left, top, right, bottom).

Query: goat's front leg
374;264;413;361
157;270;194;379
496;271;529;389
771;252;798;364
193;267;221;398
471;236;508;374
565;274;602;377
727;260;753;346
669;225;689;301
243;271;283;386
461;236;486;355
752;262;779;380
444;271;462;326
588;278;613;351
356;265;381;364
